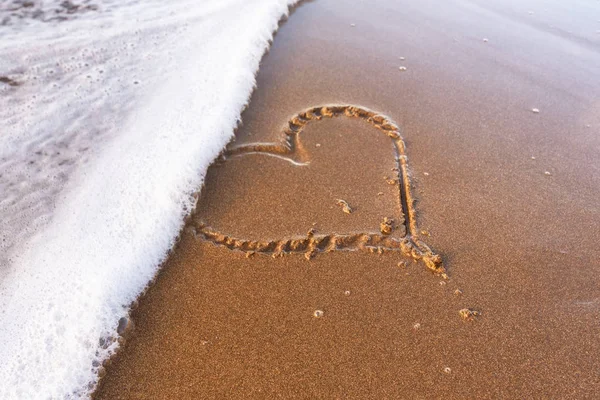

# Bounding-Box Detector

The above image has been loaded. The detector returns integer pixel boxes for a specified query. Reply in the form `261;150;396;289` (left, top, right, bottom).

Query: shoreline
0;1;301;397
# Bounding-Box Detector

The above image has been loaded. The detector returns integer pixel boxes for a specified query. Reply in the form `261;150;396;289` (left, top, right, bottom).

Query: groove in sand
191;105;444;274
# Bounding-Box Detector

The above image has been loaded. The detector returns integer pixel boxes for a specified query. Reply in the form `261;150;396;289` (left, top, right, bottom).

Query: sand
94;0;600;398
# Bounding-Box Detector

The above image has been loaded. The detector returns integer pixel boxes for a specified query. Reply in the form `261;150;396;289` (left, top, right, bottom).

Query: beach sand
95;0;600;398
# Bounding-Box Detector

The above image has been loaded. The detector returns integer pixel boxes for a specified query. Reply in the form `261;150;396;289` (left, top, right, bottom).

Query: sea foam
0;0;296;397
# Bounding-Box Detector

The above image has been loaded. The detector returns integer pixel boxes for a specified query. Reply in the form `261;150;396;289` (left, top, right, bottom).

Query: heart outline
191;105;444;275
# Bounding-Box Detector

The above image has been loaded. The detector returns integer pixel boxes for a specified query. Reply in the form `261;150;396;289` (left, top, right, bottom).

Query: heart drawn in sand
191;105;444;274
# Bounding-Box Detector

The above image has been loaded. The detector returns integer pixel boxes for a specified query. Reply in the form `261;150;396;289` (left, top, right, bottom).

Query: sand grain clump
380;217;394;235
459;308;481;321
336;199;353;214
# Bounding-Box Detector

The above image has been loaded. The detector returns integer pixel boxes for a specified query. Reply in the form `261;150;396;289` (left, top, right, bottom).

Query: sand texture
95;0;600;398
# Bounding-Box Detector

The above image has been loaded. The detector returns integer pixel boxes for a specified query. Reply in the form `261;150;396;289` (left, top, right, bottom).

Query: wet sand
95;0;600;398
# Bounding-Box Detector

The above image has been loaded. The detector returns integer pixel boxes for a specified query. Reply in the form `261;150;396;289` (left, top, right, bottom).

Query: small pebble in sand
377;192;384;196
483;38;489;42
315;143;321;147
454;289;463;296
459;308;481;321
531;108;540;113
350;23;356;27
420;230;430;236
439;281;447;286
344;290;351;296
585;124;591;128
380;217;394;235
413;323;421;330
397;261;407;268
528;11;534;15
544;171;551;176
444;367;452;374
399;66;407;71
531;156;536;160
399;57;405;60
336;199;353;214
313;310;324;318
424;172;430;176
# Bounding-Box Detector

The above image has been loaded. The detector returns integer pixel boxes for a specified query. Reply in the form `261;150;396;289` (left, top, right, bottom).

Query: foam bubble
0;0;297;398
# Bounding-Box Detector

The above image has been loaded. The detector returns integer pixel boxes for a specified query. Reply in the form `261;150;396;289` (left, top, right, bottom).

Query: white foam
0;0;296;398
